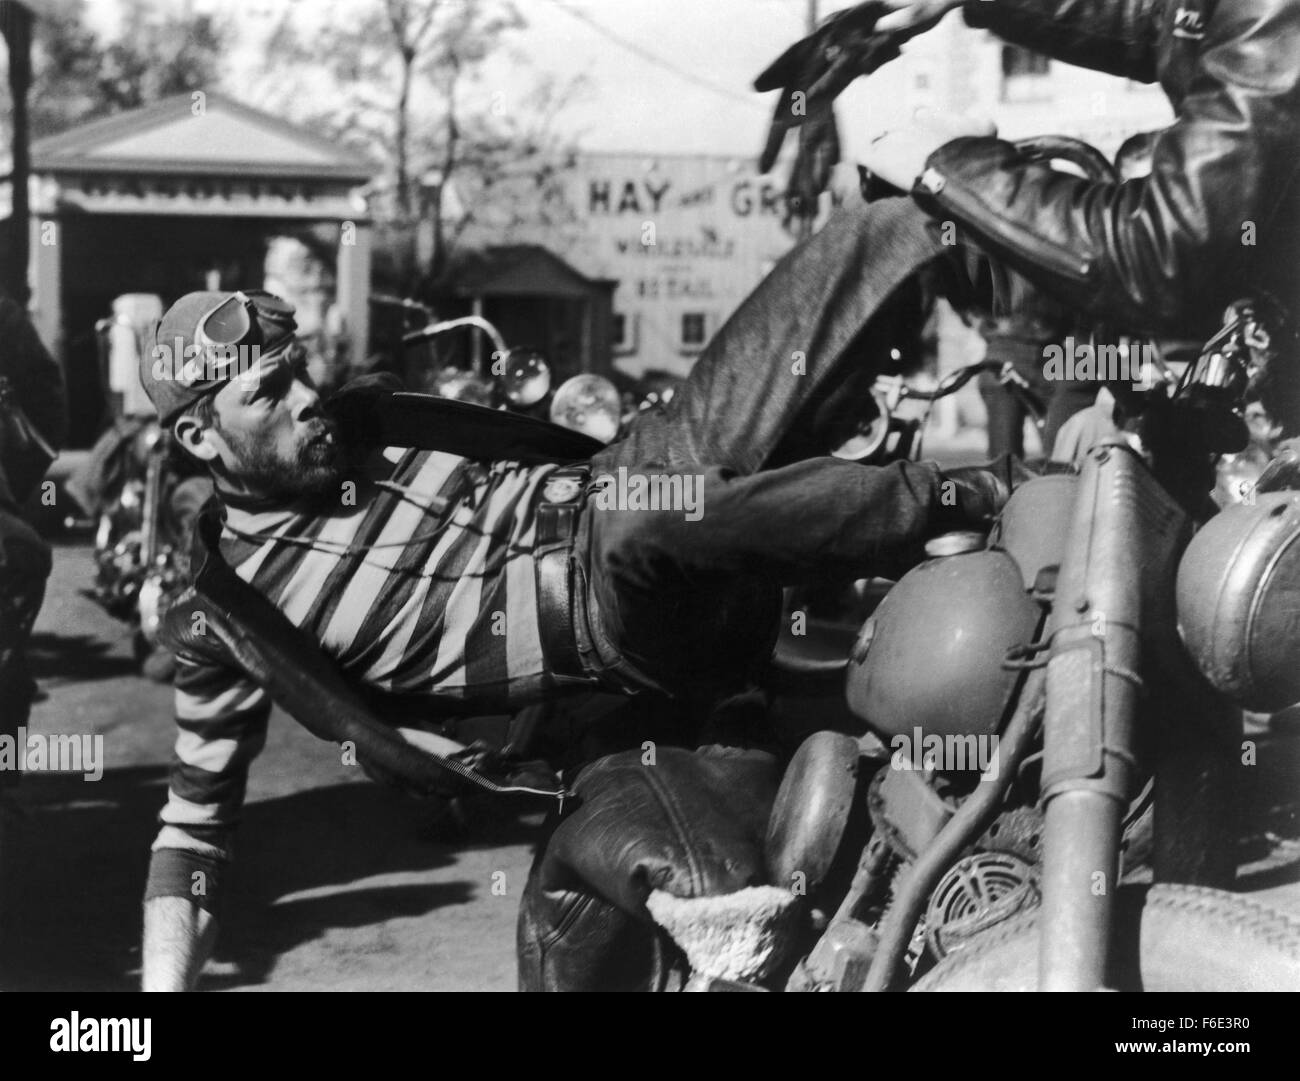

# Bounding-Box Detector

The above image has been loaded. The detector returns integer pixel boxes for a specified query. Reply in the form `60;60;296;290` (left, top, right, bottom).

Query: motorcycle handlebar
370;294;434;321
402;315;510;359
874;359;1048;430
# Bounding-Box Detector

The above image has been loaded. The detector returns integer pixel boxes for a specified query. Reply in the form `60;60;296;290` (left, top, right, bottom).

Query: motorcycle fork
140;437;167;567
1038;441;1188;990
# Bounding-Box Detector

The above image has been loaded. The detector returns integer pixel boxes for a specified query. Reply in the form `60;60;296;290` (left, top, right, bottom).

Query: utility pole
793;0;820;242
1;0;33;304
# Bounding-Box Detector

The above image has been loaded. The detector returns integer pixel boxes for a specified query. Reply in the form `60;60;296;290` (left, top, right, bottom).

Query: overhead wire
542;0;771;112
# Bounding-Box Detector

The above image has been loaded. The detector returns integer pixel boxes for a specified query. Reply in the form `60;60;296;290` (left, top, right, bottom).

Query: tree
262;0;583;293
94;0;225;117
7;0;228;140
416;20;587;287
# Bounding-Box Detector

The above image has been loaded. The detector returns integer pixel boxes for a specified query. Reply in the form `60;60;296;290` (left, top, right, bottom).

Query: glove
755;2;901;174
940;463;1016;527
784;112;842;228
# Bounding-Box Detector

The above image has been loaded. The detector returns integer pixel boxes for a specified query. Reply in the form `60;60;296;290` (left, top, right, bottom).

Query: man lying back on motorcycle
142;0;1300;988
136;206;1017;989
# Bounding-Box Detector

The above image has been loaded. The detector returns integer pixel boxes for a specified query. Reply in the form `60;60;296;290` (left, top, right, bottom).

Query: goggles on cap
181;290;297;388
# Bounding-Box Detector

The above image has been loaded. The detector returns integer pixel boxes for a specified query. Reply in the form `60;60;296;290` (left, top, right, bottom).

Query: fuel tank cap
924;531;986;558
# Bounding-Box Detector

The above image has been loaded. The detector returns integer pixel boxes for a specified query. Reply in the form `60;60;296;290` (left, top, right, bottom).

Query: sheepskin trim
646;886;800;982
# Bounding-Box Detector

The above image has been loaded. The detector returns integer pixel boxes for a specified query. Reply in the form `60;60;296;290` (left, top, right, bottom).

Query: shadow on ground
1234;725;1300;896
0;765;541;991
27;630;139;685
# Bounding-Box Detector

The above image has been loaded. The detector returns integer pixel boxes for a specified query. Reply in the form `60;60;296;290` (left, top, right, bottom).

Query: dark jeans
576;199;957;699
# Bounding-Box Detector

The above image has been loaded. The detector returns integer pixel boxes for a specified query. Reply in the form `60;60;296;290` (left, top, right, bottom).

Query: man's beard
221;419;347;501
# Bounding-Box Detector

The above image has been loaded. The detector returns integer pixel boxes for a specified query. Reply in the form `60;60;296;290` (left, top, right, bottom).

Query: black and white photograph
1;0;1299;1022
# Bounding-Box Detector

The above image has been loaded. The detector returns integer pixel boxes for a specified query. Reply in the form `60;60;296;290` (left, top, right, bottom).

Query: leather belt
534;466;595;683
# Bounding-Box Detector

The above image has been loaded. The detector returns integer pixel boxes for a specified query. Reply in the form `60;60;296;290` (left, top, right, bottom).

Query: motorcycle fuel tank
845;546;1039;740
989;473;1078;591
1177;490;1300;711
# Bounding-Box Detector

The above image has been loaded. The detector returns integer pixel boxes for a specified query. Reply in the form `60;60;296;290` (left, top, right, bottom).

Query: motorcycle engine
924;851;1040;960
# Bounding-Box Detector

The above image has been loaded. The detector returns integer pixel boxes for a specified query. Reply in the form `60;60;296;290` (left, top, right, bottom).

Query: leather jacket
913;0;1300;338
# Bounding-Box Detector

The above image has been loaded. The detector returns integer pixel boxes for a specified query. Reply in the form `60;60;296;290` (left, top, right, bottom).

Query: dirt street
1;542;542;992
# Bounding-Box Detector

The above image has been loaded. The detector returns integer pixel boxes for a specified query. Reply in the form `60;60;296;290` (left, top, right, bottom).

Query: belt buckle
537;467;590;547
542;474;583;505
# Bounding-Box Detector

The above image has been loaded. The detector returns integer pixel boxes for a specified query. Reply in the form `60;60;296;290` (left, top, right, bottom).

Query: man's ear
173;414;220;462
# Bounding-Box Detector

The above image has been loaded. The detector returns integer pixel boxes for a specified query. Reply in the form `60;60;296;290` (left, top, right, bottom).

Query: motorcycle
80;302;215;675
85;420;213;672
636;293;1300;992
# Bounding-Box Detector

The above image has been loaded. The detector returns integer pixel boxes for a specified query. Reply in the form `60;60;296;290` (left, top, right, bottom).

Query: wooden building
19;92;374;442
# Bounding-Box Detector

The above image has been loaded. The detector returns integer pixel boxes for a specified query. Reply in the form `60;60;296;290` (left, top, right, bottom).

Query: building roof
31;91;375;183
444;245;614;299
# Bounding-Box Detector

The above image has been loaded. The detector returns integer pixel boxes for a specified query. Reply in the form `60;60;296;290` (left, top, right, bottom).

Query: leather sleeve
914;0;1300;335
517;745;782;990
962;0;1161;82
536;746;781;915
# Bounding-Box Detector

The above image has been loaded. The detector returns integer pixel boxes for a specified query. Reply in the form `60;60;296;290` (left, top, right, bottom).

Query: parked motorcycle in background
69;297;214;679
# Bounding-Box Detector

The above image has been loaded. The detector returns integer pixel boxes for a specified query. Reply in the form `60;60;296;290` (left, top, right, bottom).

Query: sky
79;0;918;159
483;0;821;156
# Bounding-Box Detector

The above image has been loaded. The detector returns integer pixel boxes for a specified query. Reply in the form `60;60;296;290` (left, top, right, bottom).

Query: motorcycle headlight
1177;491;1300;711
434;369;494;407
830;388;892;462
499;349;552;408
549;375;621;444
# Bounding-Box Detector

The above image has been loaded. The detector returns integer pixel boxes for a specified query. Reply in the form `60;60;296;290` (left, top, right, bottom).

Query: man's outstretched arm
143;656;271;990
868;0;1300;335
875;0;1160;82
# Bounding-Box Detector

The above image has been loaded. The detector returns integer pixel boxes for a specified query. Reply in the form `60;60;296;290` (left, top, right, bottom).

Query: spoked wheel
914;884;1300;991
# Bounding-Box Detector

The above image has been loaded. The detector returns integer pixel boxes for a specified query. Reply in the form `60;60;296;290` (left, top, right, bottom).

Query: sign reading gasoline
51;174;358;220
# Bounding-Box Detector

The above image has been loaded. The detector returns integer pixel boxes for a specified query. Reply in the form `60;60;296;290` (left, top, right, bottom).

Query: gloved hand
939;463;1015;527
755;1;902;174
756;1;906;227
783;112;842;228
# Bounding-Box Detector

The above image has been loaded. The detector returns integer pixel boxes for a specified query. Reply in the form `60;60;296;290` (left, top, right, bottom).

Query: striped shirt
151;447;558;869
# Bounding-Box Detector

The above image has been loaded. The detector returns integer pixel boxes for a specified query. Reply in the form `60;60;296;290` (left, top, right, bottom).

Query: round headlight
549;375;621;444
499;349;552;408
